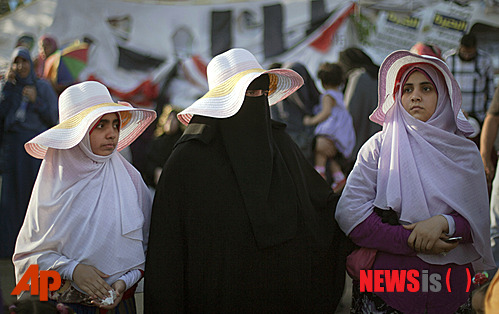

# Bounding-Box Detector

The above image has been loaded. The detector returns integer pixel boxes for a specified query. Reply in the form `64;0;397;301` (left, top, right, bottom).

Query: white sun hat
177;48;304;125
25;81;157;159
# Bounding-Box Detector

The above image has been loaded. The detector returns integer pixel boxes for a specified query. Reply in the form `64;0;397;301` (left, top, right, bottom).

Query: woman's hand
482;155;496;184
72;264;112;300
93;280;126;309
425;238;459;255
22;85;37;103
403;215;454;254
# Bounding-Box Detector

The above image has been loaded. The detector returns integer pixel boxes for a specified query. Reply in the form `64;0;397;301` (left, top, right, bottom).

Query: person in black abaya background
339;47;381;160
143;104;183;188
0;47;58;258
144;48;349;313
270;62;321;161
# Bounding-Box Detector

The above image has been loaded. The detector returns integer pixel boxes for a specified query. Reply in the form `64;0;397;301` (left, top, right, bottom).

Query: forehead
404;71;431;83
99;113;120;121
460;45;476;51
247;74;269;90
13;56;28;63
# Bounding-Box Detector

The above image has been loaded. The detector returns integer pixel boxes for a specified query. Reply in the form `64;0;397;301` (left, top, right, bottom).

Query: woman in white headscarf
13;81;156;313
336;50;494;314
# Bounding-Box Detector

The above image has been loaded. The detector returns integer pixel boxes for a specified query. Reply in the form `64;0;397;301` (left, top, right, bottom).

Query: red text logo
11;265;61;301
360;269;472;293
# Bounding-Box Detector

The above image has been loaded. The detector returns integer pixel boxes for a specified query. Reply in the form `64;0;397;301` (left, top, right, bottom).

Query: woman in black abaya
145;48;348;313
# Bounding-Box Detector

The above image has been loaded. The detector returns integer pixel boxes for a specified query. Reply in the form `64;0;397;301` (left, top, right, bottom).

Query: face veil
219;74;299;248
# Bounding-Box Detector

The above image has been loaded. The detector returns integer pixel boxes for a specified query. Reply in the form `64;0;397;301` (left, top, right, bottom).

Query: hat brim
370;50;474;136
25;102;156;159
177;68;304;125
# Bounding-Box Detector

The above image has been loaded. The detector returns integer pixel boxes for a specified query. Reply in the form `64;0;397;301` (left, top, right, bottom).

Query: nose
411;91;422;102
105;126;118;139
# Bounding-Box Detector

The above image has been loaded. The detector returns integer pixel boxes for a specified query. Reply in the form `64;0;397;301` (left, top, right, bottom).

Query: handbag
346;207;400;280
346;247;377;280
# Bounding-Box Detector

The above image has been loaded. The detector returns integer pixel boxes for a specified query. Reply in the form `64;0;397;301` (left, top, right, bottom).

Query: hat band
55;103;129;130
204;68;265;99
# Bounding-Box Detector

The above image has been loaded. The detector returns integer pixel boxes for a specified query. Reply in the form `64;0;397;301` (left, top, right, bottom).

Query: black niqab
219;75;298;248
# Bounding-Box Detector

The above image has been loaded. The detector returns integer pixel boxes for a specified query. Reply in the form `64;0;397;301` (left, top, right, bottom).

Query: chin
96;150;114;156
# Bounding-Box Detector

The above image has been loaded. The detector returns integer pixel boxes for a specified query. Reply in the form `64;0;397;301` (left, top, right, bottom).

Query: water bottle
15;96;28;122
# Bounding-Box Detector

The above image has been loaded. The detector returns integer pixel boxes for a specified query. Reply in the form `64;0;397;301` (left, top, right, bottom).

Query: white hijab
14;116;152;288
337;64;494;270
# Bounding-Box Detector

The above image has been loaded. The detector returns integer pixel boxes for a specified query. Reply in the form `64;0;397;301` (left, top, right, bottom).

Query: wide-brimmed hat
177;48;304;125
370;50;474;135
25;81;157;159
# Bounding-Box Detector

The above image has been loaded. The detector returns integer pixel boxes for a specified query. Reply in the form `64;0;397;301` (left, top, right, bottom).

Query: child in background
303;62;355;192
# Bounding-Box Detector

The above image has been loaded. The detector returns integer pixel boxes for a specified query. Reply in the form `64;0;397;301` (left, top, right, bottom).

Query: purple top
350;211;473;313
313;90;356;158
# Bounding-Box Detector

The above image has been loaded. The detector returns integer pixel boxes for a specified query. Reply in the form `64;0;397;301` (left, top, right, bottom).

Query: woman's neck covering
339;63;494;270
13;116;151;290
218;75;299;248
11;47;36;86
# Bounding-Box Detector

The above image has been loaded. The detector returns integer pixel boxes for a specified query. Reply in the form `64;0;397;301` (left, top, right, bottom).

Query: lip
102;144;115;149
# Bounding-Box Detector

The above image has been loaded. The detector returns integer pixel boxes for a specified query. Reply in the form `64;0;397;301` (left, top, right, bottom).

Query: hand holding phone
444;236;462;243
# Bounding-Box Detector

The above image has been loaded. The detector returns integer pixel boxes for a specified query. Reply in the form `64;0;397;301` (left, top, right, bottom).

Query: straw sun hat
25;81;157;159
177;48;304;125
369;50;474;136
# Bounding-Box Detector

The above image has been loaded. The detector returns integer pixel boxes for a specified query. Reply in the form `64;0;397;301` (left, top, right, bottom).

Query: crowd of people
1;30;498;314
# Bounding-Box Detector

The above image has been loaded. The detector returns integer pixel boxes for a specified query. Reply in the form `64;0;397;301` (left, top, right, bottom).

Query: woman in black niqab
219;75;299;247
145;74;349;314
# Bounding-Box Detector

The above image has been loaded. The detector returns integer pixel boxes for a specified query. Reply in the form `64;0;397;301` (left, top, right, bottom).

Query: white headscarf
14;114;152;289
337;63;494;270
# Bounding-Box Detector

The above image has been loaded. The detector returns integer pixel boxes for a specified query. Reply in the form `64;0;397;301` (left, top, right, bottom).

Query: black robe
144;119;349;313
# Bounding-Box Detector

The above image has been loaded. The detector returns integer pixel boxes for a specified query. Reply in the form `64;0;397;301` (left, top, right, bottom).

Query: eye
423;85;433;92
245;89;269;97
403;86;413;93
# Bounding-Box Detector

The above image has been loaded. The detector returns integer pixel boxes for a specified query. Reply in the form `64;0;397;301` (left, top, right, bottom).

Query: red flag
309;3;356;52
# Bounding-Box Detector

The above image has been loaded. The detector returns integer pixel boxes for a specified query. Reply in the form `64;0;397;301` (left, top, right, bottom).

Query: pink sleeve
349;211;416;256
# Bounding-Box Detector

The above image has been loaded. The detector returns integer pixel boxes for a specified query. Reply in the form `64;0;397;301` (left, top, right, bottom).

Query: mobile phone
444;236;462;243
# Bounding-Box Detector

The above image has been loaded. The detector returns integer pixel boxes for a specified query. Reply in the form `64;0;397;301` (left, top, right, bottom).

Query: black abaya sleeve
272;122;353;311
144;147;185;313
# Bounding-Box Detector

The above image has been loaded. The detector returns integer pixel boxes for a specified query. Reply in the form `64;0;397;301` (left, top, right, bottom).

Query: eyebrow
404;81;433;86
99;118;120;124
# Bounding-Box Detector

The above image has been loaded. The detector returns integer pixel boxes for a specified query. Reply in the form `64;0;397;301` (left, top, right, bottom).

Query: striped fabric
443;49;495;123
